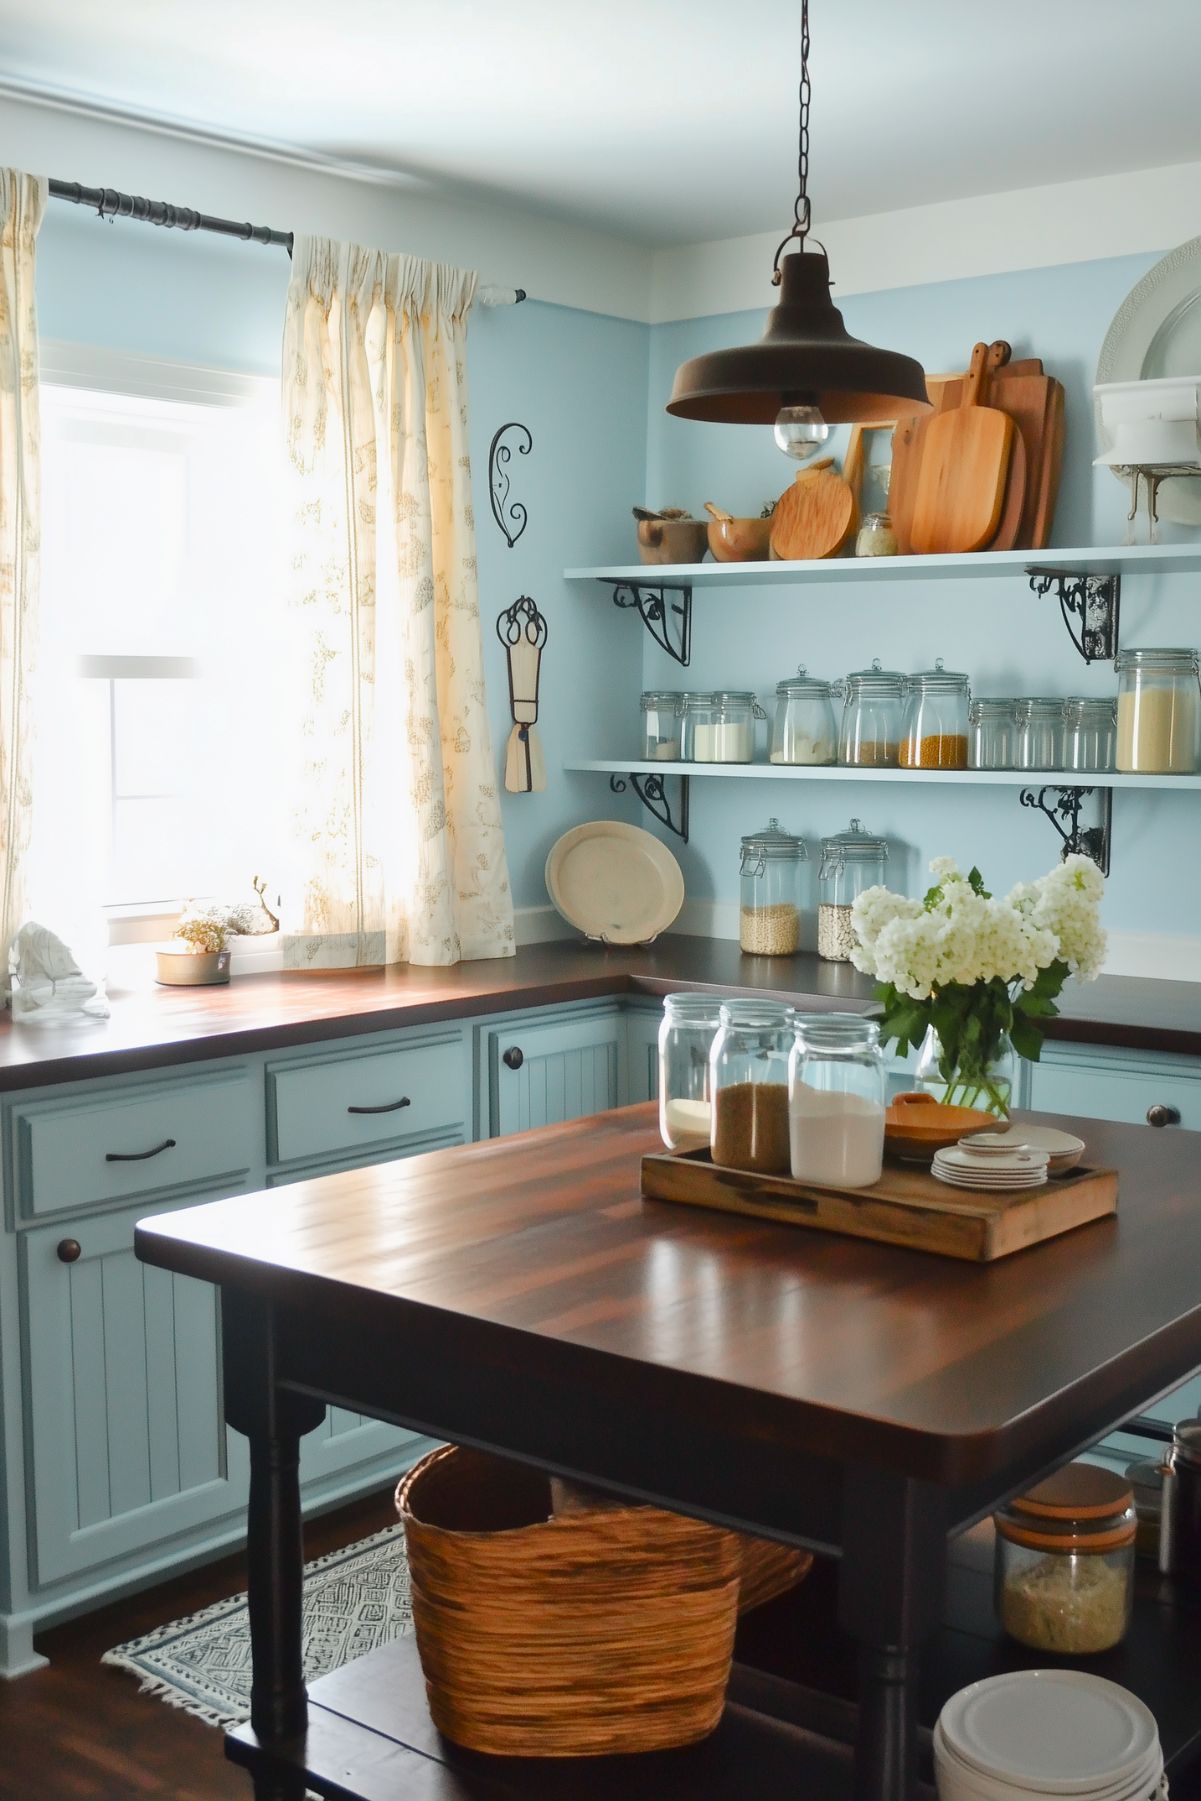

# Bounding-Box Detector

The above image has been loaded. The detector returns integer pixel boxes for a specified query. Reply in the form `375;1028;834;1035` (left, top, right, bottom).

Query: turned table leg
838;1470;947;1801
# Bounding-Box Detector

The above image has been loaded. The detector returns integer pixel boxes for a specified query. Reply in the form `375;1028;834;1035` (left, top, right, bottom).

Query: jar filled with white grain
817;820;888;963
658;994;723;1153
640;691;683;761
1115;648;1201;773
739;819;807;956
994;1463;1135;1655
788;1014;885;1188
770;666;837;765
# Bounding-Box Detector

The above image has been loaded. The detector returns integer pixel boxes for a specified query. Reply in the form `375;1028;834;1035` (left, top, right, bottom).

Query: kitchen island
137;1101;1201;1801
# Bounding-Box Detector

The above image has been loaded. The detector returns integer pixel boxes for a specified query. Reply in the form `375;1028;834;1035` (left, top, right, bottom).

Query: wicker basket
549;1474;811;1614
395;1445;741;1756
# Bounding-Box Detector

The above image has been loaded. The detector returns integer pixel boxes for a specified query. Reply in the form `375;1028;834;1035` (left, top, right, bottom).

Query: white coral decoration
850;854;1105;1001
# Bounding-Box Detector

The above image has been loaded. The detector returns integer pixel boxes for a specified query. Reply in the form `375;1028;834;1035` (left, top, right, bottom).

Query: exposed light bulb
773;403;829;462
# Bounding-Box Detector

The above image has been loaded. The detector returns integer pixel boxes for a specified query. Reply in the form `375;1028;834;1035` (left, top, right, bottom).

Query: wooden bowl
885;1090;997;1161
706;517;772;562
636;519;709;565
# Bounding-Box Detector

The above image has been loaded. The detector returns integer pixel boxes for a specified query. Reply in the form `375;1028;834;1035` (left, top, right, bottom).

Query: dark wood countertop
0;935;1198;1092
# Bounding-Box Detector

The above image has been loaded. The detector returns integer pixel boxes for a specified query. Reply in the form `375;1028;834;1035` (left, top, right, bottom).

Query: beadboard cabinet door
625;1007;661;1106
485;1008;626;1138
22;1194;250;1586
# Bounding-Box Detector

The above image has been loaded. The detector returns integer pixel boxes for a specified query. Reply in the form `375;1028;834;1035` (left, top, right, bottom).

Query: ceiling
2;0;1200;247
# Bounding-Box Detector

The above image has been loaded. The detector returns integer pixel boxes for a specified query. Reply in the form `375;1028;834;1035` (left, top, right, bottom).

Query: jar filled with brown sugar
899;659;970;770
837;659;907;768
709;1000;794;1174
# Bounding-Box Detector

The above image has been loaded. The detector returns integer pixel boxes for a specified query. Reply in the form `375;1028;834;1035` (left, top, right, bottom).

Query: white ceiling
1;0;1200;248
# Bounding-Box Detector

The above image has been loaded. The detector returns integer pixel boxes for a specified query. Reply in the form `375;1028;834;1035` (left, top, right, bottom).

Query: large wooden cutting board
769;460;858;560
910;342;1015;553
927;360;1063;550
641;1148;1118;1262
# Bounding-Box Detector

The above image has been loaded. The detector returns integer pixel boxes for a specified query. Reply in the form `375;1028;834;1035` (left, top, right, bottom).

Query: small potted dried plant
154;902;256;987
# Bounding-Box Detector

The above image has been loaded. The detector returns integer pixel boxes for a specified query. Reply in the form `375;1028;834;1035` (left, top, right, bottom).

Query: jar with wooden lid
739;819;807;956
993;1462;1136;1655
837;659;906;768
1115;647;1201;773
710;1000;794;1175
658;994;722;1153
899;659;970;769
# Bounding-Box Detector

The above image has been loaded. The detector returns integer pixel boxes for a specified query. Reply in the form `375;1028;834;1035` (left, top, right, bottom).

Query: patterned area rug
102;1525;413;1729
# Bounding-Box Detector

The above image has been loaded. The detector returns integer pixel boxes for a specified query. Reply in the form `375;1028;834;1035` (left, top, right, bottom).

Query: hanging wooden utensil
909;341;1015;554
497;596;548;793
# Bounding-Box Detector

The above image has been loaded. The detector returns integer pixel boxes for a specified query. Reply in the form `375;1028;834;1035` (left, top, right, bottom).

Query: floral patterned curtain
279;239;514;968
0;171;45;999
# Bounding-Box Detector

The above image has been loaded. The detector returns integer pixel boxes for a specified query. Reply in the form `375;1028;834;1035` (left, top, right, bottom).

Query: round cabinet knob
56;1239;82;1264
1147;1103;1182;1128
502;1046;524;1071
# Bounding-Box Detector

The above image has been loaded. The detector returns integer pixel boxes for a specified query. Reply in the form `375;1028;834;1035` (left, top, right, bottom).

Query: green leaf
1010;1015;1045;1063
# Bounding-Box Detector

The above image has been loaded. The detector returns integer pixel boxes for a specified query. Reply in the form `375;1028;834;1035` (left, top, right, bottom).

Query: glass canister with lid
739;818;807;956
710;999;794;1174
1063;696;1117;774
770;666;837;766
899;658;970;769
855;511;898;558
680;690;764;763
1014;698;1066;771
993;1462;1137;1655
968;698;1017;771
1115;648;1201;773
658;993;722;1153
788;1014;886;1188
837;659;907;768
818;819;888;963
640;691;682;761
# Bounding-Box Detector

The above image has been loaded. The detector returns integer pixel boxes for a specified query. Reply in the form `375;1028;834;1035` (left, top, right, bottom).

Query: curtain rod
47;178;527;304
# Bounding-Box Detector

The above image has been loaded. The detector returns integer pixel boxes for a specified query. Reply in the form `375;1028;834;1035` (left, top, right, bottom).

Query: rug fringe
100;1650;245;1731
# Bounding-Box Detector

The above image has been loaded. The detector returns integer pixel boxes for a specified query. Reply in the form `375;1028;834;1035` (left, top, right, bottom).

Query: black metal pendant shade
666;250;930;425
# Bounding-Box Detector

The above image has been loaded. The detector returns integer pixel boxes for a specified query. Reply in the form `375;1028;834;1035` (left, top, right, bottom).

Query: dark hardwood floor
0;1490;398;1801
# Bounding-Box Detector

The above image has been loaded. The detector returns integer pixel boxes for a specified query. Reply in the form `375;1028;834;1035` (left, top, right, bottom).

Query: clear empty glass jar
770;666;837;765
739;819;807;956
837;659;907;768
788;1014;886;1188
969;698;1017;771
658;994;722;1153
640;691;682;761
994;1463;1136;1656
855;511;898;557
1115;648;1201;773
1062;697;1117;774
680;690;763;763
818;820;888;963
1014;698;1065;771
710;1000;794;1174
899;659;970;769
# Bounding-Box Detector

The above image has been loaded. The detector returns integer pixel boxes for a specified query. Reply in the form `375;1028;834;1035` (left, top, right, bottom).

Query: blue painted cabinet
485;1008;625;1136
625;1006;661;1105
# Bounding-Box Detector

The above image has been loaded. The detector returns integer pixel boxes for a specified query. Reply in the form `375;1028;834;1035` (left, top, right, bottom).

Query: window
30;349;286;933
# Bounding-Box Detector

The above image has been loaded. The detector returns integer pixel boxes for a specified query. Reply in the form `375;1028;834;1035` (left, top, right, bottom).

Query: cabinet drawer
1028;1049;1201;1130
268;1033;466;1165
14;1070;259;1219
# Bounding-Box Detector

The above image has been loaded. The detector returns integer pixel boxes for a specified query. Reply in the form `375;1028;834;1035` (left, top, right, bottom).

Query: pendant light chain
774;0;812;280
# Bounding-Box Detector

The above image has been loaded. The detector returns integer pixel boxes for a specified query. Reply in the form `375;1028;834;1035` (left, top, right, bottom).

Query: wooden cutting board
910;341;1015;553
769;460;858;560
888;350;1023;553
931;361;1063;549
641;1148;1118;1263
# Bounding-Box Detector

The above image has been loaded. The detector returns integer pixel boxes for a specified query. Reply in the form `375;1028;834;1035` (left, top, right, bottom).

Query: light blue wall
631;252;1201;943
35;208;649;912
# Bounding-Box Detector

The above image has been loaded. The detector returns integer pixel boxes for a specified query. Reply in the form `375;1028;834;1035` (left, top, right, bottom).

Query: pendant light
666;0;929;455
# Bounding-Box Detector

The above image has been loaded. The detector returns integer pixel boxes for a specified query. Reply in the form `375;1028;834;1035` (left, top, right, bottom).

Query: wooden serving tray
640;1149;1118;1263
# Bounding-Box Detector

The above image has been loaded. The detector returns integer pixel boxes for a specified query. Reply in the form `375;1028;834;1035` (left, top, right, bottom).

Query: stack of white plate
935;1671;1165;1801
932;1143;1051;1192
961;1124;1086;1174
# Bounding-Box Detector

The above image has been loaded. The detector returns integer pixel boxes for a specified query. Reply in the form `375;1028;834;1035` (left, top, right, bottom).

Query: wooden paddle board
910;341;1015;553
769;460;858;560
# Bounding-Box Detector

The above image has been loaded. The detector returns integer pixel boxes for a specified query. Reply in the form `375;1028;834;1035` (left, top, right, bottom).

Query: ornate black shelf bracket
1027;567;1121;664
605;580;693;667
609;772;689;843
1019;785;1112;876
488;422;532;548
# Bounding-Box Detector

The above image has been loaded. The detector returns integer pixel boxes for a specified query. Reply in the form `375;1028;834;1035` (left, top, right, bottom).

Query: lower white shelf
566;759;1201;791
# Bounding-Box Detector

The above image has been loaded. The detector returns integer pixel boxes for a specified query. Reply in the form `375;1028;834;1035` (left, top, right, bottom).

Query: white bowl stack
935;1672;1165;1801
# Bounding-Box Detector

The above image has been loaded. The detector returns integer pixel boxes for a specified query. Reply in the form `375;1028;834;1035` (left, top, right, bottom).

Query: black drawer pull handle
1147;1103;1182;1128
347;1096;412;1116
503;1047;524;1070
105;1137;177;1163
56;1239;82;1264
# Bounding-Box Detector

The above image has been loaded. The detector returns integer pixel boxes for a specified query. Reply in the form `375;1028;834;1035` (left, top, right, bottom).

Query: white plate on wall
1095;235;1201;522
545;821;684;945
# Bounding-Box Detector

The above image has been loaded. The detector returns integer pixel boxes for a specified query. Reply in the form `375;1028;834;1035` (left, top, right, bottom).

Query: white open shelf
565;543;1201;587
566;759;1201;791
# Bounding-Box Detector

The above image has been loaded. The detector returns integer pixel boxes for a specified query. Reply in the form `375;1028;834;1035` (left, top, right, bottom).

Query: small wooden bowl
636;519;709;565
707;517;772;562
885;1090;996;1161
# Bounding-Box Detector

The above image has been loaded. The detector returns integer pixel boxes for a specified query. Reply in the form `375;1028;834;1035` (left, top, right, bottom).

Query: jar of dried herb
709;1000;794;1174
993;1463;1136;1656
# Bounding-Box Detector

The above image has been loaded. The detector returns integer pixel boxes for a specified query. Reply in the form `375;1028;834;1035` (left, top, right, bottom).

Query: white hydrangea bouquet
850;854;1107;1114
